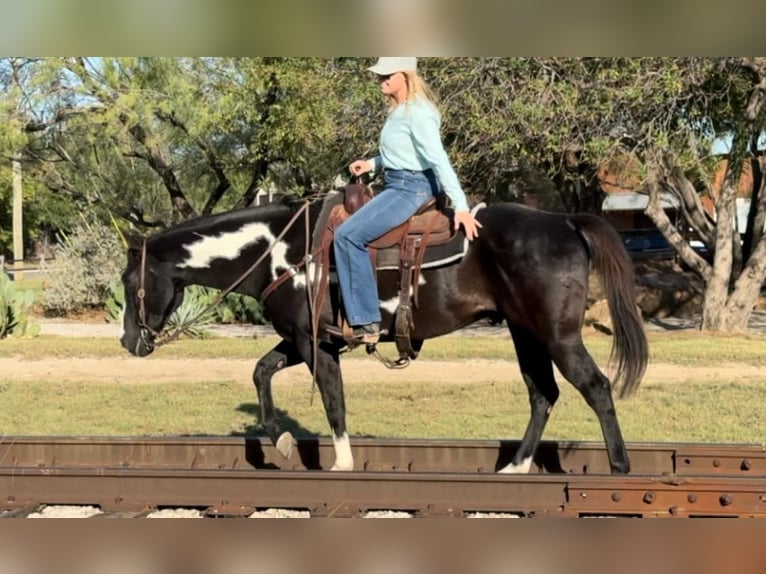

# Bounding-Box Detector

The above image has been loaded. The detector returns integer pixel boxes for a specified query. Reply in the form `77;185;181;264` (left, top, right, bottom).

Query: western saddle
315;182;456;363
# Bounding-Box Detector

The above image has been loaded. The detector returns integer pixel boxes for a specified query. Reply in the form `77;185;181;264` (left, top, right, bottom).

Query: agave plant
105;280;217;340
166;285;218;339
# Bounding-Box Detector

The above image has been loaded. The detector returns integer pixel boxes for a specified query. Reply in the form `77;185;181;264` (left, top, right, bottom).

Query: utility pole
12;156;23;281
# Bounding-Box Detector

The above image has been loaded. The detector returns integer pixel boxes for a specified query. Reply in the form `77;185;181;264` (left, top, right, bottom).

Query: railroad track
0;436;763;518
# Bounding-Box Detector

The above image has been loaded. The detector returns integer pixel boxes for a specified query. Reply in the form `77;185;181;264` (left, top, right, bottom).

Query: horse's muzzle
132;328;155;357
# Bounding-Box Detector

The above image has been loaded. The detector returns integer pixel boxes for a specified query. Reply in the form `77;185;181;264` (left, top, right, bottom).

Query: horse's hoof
276;431;296;459
497;457;533;474
330;462;354;471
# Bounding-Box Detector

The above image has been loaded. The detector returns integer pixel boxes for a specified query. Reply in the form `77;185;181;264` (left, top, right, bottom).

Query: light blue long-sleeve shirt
369;96;469;212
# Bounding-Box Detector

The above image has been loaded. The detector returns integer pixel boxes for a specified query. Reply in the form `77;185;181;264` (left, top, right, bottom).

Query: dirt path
1;357;761;385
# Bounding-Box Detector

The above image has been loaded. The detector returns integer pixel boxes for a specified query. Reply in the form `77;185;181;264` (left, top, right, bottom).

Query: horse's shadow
231;402;330;470
231;402;577;473
232;402;316;438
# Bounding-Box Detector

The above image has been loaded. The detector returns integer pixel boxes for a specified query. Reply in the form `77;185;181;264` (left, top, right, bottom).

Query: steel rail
0;436;763;475
0;437;763;518
0;466;764;518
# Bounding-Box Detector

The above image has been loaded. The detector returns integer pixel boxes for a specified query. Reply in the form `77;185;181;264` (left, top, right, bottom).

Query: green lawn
0;330;763;443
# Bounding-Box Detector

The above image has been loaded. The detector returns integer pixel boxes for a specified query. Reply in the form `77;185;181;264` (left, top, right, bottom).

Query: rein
136;201;312;348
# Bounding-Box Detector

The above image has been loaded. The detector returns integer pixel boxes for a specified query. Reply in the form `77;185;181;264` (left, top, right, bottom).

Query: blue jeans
334;170;437;326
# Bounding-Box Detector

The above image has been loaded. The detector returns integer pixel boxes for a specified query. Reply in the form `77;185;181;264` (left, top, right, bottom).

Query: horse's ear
123;230;145;253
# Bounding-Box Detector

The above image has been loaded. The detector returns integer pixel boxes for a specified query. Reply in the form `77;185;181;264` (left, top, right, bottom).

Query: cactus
0;274;11;337
0;273;39;338
105;278;124;324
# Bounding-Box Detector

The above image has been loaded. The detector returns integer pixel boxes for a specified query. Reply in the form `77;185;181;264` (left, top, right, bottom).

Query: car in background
620;228;676;260
619;228;710;262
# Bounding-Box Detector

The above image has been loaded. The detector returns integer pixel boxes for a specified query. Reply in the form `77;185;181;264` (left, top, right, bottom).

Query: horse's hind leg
499;327;559;474
253;339;305;459
550;336;631;474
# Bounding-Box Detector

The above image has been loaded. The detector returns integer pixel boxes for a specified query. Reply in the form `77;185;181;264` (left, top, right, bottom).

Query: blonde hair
385;70;440;116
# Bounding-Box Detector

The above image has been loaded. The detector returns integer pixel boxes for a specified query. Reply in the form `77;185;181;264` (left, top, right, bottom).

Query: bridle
134;200;313;350
135;237;161;350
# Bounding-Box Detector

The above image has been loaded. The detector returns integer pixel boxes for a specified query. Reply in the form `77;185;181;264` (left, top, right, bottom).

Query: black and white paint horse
119;193;648;473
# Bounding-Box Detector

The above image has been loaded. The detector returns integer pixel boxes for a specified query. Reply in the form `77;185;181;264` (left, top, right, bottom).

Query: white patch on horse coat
177;223;302;286
497;456;533;474
331;432;354;471
379;274;427;314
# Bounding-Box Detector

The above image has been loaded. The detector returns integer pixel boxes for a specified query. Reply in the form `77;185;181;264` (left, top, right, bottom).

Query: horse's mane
147;191;336;248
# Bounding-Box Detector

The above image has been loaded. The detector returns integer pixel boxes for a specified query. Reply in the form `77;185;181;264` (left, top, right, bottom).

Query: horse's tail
568;214;648;398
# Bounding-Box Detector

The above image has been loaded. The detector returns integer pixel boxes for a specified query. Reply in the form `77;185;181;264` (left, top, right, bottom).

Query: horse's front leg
295;338;352;471
252;339;304;459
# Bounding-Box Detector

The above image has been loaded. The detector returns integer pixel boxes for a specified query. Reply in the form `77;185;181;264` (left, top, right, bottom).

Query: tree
0;58;76;260
10;57;383;229
639;58;766;331
6;57;766;331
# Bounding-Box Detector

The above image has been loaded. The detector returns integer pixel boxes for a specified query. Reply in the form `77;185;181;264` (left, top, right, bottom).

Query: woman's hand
349;159;373;177
454;210;482;241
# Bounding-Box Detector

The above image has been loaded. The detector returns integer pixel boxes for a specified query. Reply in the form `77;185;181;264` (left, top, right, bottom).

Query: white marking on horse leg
330;432;354;471
276;431;296;459
497;456;533;474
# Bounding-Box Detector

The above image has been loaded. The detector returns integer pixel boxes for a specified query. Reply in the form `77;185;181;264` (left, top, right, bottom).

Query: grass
0;330;764;443
11;277;45;293
0;377;761;443
4;330;766;365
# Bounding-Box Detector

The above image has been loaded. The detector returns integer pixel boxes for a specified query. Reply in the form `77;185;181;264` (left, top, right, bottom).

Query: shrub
214;292;264;325
42;219;124;314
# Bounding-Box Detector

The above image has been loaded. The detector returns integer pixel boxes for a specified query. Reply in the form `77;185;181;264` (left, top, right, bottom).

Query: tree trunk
701;179;737;330
12;156;24;281
743;153;766;259
720;233;766;329
645;171;711;281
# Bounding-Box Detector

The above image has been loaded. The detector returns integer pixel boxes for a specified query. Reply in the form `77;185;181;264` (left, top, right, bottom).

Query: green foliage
42;218;124;313
104;278;124;324
0;272;40;338
164;285;217;340
0;166;72;261
5;56;766;331
214;293;264;325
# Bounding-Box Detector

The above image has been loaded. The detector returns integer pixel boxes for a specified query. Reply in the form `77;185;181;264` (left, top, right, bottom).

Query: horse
119;192;648;474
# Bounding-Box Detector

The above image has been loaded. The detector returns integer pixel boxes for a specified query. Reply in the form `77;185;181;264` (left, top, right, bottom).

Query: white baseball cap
367;57;417;75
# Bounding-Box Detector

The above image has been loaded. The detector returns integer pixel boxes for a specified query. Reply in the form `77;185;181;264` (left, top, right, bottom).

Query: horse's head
119;232;185;357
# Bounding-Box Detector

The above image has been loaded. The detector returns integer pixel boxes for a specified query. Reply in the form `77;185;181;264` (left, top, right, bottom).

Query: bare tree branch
154;109;231;215
119;112;196;222
660;164;716;245
646;169;712;282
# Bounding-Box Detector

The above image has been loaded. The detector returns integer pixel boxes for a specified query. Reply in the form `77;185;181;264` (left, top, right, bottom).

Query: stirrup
353;332;381;344
350;323;383;344
325;324;383;345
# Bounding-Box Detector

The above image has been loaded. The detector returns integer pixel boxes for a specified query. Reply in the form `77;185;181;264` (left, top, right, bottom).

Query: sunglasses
376;73;396;82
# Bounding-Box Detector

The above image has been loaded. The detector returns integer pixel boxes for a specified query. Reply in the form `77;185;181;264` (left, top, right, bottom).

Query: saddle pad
373;202;486;270
315;191;485;271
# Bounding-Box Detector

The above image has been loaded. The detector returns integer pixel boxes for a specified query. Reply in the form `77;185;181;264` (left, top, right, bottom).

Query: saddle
317;182;456;361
